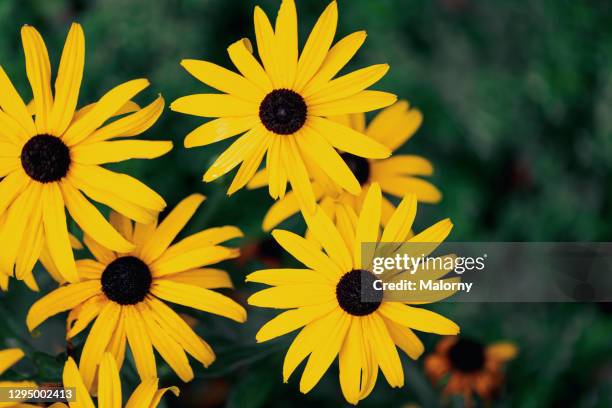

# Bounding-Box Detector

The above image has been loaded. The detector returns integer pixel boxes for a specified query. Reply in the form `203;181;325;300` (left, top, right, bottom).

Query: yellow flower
50;352;178;408
26;194;247;390
0;348;37;408
0;23;172;285
246;184;459;404
250;101;441;231
171;0;396;212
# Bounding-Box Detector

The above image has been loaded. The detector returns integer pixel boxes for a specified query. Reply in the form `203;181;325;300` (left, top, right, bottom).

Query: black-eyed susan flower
247;183;459;404
50;352;178;408
424;337;518;406
250;100;441;232
0;348;37;408
0;23;171;285
26;194;247;390
171;0;396;213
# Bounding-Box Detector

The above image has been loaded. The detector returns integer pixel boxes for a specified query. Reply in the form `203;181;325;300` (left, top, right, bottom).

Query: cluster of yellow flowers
0;1;473;406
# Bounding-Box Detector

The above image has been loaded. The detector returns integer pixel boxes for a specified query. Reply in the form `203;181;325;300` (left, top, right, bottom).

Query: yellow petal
109;211;133;242
227;130;272;195
246;268;326;286
79;302;121;391
0;66;36;136
124;305;157;381
139;194;205;263
97;353;122;408
266;134;285;199
63;79;150;146
69;164;166;212
61;182;135;253
363;313;403;387
49;23;85;136
247;284;335;309
2;184;41;279
367;102;423;151
73;100;140;122
85;96;165;144
227;38;273;92
274;0;298;88
254;6;280;86
354;184;381;268
83;235;117;265
271;229;342;281
302;31;366;95
282;135;316;213
255;300;337;343
299;308;349;393
381;194;417;242
184;116;258;148
151;246;238;277
338;318;364;404
170;94;257;118
262;191;300;231
203;124;267;182
308;91;396;117
21;25;53;133
161;226;243;260
146;296;215;367
383;318;424;360
282;307;338;382
151;279;247;322
409;218;453;244
0;170;30;216
72;140;172;165
487;342;518;362
41;183;79;282
66;294;106;339
305;64;390;105
297;127;360;195
106;307;127;369
372;155;433;177
378;302;459;335
294;1;337;91
62;357;95;408
0;157;19;178
167;268;233;289
308;117;390;159
0;349;24;375
67;171;158;225
124;379;158;408
378;176;441;203
180;59;264;102
302;206;352;272
137;302;194;382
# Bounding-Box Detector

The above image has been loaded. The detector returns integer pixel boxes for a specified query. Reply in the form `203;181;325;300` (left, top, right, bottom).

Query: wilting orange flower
424;336;518;406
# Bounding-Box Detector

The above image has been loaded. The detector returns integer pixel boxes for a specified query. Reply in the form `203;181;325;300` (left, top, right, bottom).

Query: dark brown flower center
336;269;382;316
340;152;370;185
259;89;307;135
101;256;152;305
21;134;71;183
448;338;486;373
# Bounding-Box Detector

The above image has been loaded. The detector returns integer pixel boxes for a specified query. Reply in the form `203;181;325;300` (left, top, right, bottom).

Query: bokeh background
1;0;612;406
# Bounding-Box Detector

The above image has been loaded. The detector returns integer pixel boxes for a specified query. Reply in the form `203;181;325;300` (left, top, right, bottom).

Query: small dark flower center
340;153;370;185
101;256;152;305
259;89;307;135
336;269;382;316
21;134;71;183
448;338;486;373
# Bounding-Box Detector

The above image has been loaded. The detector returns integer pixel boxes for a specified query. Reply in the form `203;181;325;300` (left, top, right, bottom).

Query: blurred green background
1;0;612;407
